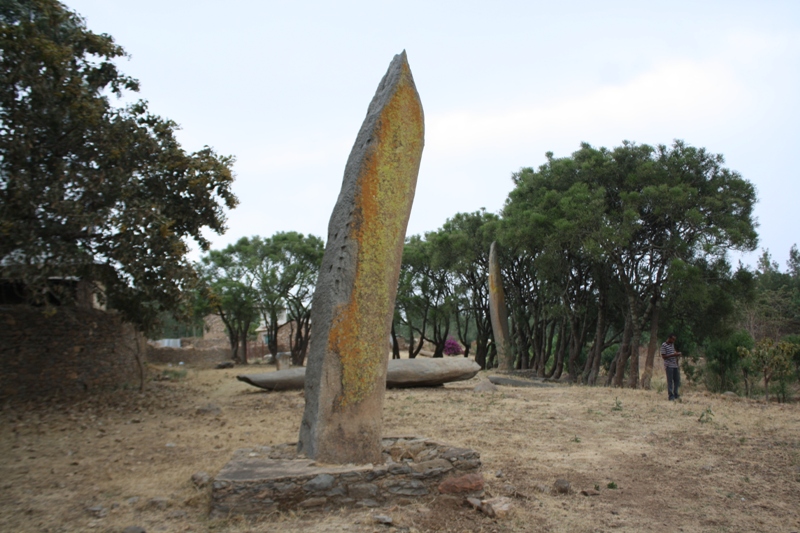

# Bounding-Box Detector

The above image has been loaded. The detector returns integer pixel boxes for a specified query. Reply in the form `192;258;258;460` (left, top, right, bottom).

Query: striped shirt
661;341;679;369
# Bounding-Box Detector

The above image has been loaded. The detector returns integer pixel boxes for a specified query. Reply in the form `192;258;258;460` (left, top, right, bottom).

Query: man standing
661;334;682;401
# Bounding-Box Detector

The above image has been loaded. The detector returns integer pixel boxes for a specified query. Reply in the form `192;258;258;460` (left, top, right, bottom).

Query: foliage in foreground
0;0;237;332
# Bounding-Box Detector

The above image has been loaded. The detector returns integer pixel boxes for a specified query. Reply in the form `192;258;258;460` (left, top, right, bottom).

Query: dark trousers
665;367;680;400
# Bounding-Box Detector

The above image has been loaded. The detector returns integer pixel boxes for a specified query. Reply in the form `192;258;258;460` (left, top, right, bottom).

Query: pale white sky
68;0;800;268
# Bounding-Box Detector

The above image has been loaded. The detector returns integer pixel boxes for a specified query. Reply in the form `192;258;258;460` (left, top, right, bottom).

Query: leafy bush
704;330;754;393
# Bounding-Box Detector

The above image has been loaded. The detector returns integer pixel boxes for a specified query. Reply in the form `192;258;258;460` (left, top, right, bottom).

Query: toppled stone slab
488;375;557;388
210;437;481;517
237;358;480;391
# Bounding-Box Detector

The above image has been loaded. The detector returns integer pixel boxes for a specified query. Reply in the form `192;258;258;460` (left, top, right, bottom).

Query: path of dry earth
1;362;799;533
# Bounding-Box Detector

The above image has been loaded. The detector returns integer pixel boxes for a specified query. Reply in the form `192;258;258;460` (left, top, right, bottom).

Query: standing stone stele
488;241;513;371
298;51;424;464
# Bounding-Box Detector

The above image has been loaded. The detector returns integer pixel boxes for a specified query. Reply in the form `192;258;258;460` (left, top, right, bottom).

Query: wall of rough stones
0;306;141;401
211;437;483;517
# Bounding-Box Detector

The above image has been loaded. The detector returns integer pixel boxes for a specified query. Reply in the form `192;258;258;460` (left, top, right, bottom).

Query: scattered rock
473;381;498;393
500;483;518;496
216;361;234;369
86;505;107;518
723;391;737;398
146;497;170;510
494;470;504;478
195;404;221;416
122;527;146;533
374;514;393;525
125;497;140;506
466;497;482;510
553;479;571;494
191;471;211;488
438;473;484;494
466;496;513;518
580;489;600;496
482;496;513;518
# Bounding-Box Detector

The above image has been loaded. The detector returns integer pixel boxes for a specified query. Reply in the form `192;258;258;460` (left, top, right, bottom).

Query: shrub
443;337;463;356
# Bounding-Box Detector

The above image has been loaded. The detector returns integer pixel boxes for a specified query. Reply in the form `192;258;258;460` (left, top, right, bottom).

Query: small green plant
160;368;187;381
698;406;714;424
739;437;746;444
571;436;581;443
607;481;618;489
612;397;623;411
594;483;600;491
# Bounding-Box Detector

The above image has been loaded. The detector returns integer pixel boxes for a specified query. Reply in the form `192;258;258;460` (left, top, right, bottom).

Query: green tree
269;232;323;366
502;141;758;388
738;338;794;403
0;0;237;333
427;210;498;367
199;245;259;364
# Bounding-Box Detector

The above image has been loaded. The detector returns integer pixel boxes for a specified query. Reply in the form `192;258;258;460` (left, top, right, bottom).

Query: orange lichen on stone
327;64;424;408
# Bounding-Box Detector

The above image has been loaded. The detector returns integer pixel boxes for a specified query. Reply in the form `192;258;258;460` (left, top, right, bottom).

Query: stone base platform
211;436;482;517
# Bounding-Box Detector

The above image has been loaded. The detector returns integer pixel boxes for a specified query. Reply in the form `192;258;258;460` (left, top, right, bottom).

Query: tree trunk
547;320;567;379
608;313;632;387
584;296;605;385
640;299;660;389
475;339;488;369
391;322;401;359
613;306;635;388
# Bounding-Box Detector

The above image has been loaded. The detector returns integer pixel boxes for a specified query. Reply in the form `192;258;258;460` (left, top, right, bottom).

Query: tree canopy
0;0;237;331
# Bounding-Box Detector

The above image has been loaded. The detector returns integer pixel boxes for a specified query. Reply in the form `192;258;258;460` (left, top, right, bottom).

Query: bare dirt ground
2;362;799;533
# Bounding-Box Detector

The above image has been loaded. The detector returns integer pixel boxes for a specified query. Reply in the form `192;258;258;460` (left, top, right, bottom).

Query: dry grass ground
1;362;799;533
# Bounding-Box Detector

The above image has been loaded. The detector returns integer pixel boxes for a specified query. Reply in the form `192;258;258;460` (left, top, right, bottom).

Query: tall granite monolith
488;241;513;371
297;52;424;464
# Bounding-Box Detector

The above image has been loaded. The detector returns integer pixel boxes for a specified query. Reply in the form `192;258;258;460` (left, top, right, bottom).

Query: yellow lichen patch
327;62;424;408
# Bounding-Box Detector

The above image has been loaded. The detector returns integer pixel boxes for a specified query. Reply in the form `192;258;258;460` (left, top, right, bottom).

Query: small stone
126;497;140;506
86;505;107;518
122;527;146;533
473;380;499;393
495;470;504;478
580;489;600;496
553;479;571;494
385;478;428;496
165;442;177;448
374;514;393;525
466;497;482;510
146;497;170;510
438;473;484;494
195;404;221;415
216;361;234;369
191;471;211;488
482;496;513;519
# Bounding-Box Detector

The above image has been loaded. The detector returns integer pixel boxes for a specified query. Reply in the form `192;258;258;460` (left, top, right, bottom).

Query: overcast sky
68;0;800;269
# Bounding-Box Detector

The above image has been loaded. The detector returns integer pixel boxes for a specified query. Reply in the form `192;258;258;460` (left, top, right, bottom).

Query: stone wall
0;306;141;401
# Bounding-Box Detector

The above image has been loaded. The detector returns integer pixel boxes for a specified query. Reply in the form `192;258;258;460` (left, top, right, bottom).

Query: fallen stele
237;357;481;391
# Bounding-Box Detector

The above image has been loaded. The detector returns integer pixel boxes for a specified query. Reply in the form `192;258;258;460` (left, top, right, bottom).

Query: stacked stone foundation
211;437;481;517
